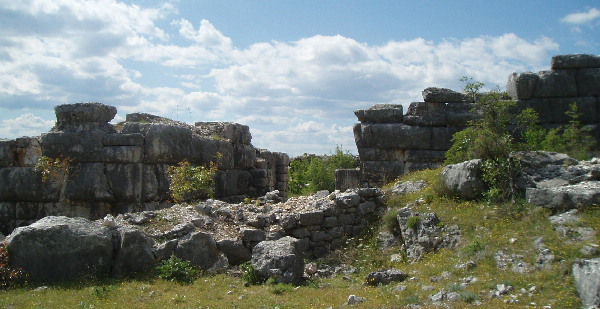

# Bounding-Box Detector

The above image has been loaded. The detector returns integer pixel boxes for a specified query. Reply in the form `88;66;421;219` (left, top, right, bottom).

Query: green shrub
240;262;267;285
167;156;219;203
406;216;421;230
35;156;70;183
155;255;199;283
288;146;358;195
459;291;480;303
464;239;484;256
382;209;400;234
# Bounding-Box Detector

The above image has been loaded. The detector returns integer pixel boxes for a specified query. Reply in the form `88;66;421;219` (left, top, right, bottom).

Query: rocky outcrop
350;54;600;187
0;103;289;235
251;236;304;285
5;187;386;281
364;268;407;286
396;207;461;261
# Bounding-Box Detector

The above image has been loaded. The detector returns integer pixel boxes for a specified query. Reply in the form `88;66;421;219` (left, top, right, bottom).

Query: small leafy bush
35;156;70;183
464;239;484;256
288;146;358;195
406;216;421;231
155;255;199;283
240;262;267;285
168;156;219;203
0;241;28;289
459;291;480;303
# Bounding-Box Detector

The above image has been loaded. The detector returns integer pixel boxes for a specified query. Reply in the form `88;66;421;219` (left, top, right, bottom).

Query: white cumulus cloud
561;7;600;25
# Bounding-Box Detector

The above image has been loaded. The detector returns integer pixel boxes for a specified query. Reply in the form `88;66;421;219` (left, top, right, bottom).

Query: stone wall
0;103;288;235
351;54;600;187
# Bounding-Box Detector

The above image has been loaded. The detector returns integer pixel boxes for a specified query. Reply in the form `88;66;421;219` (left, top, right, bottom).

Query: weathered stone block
40;132;105;162
361;124;432;150
446;103;481;126
0;202;16;234
534;70;577;98
323;216;339;228
358;148;404;161
291;227;310;238
233;144;256;169
506;72;539;100
551;54;600;69
422;87;465;103
354;104;404;123
0;139;14;167
576;68;600;97
216;239;251;265
64;163;114;202
141;164;170;202
241;228;266;243
0;167;62;202
215;170;252;196
55;103;117;123
361;161;404;185
515;99;553;123
14;137;42;167
431;127;463;151
358;201;376;215
403;102;447;127
404;162;441;174
549;97;598;123
404;150;446;163
105;163;143;202
335;169;361;191
175;231;223;270
101;146;143;163
15;202;39;220
299;211;324;226
103;133;144;146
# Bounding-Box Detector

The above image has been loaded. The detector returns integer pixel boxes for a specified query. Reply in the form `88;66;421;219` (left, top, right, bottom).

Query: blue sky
0;1;599;156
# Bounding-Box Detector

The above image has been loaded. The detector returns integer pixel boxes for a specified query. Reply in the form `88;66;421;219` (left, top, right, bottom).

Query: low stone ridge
364;268;407;286
0;102;289;235
5;188;386;281
354;104;404;123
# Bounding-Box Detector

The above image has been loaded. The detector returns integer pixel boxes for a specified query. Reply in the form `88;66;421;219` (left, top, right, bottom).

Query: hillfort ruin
2;54;600;236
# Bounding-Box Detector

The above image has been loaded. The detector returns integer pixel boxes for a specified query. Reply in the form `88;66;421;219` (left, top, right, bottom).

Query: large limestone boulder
175;231;227;270
111;227;156;277
354;104;404;124
506;72;539;100
572;258;600;308
6;216;114;281
52;103;117;133
441;159;486;200
251;236;304;285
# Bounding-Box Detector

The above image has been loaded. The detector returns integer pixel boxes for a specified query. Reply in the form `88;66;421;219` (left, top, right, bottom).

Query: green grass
1;167;597;308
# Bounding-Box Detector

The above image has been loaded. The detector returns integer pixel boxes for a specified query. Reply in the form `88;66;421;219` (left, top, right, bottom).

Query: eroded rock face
441;159;485;200
6;216;115;281
396;207;461;261
175;231;226;270
251;236;304;285
422;87;466;103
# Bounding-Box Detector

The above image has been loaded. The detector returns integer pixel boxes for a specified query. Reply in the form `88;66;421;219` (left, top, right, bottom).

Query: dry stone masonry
0;103;289;235
350;54;600;187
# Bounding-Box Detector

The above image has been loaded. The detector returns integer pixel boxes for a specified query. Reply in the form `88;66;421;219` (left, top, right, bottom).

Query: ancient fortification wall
0;103;289;234
351;54;600;187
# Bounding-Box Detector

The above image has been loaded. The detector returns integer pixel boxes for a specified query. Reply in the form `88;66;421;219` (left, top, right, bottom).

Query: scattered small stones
395;285;407;292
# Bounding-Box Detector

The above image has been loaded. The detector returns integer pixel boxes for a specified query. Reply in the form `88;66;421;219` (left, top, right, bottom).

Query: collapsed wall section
0;103;289;235
352;54;600;187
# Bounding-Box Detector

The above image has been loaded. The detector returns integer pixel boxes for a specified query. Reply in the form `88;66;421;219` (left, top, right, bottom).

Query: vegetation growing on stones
240;261;267;285
155;255;199;283
167;155;220;203
34;156;70;183
446;79;596;201
0;241;27;289
288;146;358;195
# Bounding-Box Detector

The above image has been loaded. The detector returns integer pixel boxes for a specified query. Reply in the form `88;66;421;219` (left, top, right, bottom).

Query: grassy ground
1;168;598;308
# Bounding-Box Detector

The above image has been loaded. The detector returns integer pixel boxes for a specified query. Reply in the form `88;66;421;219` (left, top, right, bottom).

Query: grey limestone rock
403;102;447;127
506;72;539;100
112;227;156;277
390;180;428;195
6;216;114;281
251;236;304;285
53;103;117;133
551;54;600;69
216;239;251;265
534;70;577;98
175;231;225;270
354;104;403;123
422;87;466;103
441;159;485;200
572;258;600;309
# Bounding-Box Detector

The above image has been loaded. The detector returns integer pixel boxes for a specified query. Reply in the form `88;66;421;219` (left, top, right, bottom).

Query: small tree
460;76;485;103
167;155;220;203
